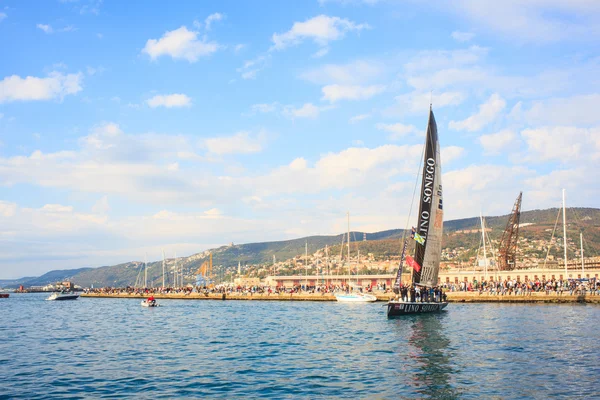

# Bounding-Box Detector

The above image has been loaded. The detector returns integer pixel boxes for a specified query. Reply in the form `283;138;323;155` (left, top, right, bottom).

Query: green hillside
5;207;599;288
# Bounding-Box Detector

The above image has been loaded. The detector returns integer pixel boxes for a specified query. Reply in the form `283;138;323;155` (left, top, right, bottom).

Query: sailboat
387;106;448;317
335;212;377;303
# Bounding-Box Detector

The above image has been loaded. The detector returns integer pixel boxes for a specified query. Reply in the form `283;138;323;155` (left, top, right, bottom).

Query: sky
1;0;599;278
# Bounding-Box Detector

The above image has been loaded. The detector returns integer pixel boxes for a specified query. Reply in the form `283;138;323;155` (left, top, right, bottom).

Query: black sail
412;108;444;287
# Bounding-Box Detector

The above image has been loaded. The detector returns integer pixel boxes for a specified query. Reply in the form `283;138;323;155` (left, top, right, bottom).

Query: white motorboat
334;292;377;302
46;291;79;301
141;299;159;307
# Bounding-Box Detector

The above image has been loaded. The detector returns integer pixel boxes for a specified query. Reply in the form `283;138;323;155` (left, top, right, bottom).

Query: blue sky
1;0;599;278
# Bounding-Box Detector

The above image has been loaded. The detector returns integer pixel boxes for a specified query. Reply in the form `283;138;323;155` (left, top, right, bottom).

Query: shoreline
79;292;600;304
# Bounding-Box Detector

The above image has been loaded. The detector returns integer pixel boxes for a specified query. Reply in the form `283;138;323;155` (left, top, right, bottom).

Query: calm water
1;294;598;399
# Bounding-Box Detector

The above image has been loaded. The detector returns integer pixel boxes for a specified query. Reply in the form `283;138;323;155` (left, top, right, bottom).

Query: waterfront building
265;266;600;289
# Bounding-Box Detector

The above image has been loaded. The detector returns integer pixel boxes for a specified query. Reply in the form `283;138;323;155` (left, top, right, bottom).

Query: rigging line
543;206;562;269
484;218;498;271
401;125;428;240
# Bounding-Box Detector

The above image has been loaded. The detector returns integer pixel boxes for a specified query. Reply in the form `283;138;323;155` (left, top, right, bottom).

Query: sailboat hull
386;301;447;317
335;293;377;302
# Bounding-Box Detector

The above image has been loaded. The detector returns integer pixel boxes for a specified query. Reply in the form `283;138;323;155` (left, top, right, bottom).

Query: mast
580;232;584;274
347;212;351;289
162;249;166;288
144;253;147;288
174;253;178;287
325;245;329;286
305;241;308;290
480;212;488;280
562;189;568;279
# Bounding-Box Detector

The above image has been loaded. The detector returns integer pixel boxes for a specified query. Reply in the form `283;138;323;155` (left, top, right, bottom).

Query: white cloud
41;204;74;213
237;55;270;80
441;146;466;164
234;44;245;53
375;123;417;140
92;195;110;214
385;91;465;116
312;47;330;58
349;114;370;124
248;102;331;119
404;46;489;75
479;130;516;154
204;13;224;31
520;126;600;163
512;94;600;126
446;0;600;42
142;26;219;62
449;93;505;131
78;0;102;15
0;12;6;22
283;103;323;119
0;201;16;217
204;208;221;216
249;103;279;114
0;71;83;103
204;131;266;155
321;84;385;102
257;144;423;196
300;60;383;84
522;168;600;208
37;24;53;33
451;31;475;42
443;164;535;218
271;15;369;51
146;93;192;108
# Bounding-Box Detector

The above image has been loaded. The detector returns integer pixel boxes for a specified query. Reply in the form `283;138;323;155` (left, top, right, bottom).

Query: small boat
335;292;377;302
0;293;9;298
46;291;80;301
141;299;159;307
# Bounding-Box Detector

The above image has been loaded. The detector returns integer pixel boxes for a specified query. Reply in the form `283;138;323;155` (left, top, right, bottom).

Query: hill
4;207;599;288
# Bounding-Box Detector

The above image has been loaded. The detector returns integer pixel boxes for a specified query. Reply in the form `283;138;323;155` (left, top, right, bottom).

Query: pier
81;291;600;304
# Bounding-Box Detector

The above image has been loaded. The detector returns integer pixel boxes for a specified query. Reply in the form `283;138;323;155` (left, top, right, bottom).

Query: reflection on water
403;314;460;399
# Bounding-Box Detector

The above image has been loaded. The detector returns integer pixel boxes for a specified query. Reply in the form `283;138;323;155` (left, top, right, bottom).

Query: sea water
1;293;598;399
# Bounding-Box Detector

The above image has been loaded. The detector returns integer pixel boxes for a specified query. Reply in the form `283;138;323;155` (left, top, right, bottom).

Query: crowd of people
83;283;379;297
82;277;600;300
440;277;600;296
393;284;447;303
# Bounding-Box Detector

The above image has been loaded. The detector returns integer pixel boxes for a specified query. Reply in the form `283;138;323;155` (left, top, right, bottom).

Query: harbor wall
81;291;600;304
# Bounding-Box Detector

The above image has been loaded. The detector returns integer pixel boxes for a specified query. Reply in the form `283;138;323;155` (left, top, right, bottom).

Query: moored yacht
46;290;79;301
334;292;377;302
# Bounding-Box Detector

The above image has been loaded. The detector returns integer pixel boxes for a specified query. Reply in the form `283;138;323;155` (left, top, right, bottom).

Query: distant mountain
4;207;599;289
1;268;93;289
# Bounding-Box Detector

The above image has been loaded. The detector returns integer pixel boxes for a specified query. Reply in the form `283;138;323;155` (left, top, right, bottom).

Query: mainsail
412;107;444;287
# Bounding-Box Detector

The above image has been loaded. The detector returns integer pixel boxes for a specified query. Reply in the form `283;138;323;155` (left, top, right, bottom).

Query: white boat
334;292;377;302
335;212;377;303
46;291;79;301
141;299;159;307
